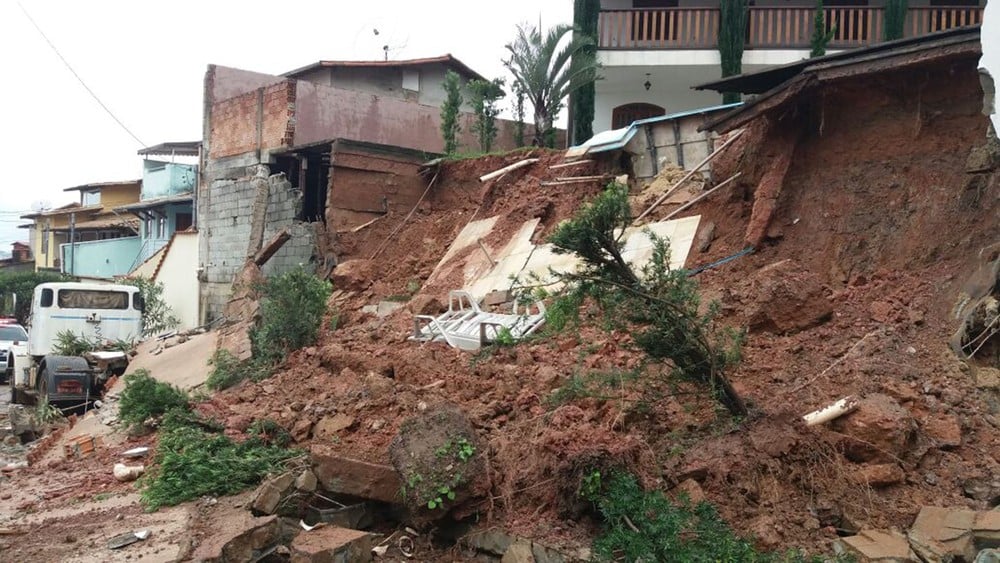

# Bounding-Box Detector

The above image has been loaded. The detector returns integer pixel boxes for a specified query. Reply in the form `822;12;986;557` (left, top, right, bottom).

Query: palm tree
504;23;601;147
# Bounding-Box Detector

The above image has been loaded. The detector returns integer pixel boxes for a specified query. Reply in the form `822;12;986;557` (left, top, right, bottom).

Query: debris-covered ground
1;83;999;561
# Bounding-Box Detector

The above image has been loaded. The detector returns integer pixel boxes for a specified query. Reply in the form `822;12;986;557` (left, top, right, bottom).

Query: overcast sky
0;0;573;248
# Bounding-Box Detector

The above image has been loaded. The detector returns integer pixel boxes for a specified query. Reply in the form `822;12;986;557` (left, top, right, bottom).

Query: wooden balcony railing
597;6;983;50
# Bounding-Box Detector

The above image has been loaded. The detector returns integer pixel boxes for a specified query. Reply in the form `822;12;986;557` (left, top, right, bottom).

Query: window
0;326;28;341
82;190;100;206
612;103;666;129
175;212;193;232
157;217;166;238
40;288;53;308
57;290;129;310
145;217;153;238
132;292;144;312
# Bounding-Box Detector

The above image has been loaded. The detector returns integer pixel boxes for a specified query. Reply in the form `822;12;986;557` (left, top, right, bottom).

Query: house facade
589;0;985;133
56;181;142;279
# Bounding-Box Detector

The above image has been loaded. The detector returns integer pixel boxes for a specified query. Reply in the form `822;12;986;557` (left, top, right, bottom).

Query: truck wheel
37;368;49;405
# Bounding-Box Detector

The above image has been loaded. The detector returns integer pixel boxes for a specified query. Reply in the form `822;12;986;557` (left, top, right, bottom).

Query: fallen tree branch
662;172;742;221
479;158;539;183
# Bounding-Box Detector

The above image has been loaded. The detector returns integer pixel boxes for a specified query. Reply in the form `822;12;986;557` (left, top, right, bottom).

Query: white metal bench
411;290;546;351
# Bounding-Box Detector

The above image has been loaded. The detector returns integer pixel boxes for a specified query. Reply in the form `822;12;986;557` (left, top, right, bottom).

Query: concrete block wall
260;174;315;278
198;160;317;322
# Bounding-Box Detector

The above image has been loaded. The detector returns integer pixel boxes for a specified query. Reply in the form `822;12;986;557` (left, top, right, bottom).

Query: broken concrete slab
310;451;401;504
289;526;373;563
834;528;919;562
908;506;978;562
376;301;405;318
295;469;318;492
189;513;280;562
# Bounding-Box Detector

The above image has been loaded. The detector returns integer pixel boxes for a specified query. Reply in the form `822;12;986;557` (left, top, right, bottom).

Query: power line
16;1;145;147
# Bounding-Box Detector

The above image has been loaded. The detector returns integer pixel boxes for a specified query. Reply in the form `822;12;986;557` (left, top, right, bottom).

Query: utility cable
16;1;145;147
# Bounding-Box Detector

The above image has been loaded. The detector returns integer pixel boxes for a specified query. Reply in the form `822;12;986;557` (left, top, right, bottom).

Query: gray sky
0;0;573;248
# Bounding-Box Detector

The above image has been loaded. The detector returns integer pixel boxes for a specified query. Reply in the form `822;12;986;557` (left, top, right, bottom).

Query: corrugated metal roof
572;102;743;154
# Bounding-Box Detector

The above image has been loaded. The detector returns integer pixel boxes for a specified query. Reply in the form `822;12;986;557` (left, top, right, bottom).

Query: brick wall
209;81;296;160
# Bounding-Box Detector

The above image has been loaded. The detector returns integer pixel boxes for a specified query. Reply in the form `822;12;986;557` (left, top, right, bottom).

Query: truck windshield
57;290;130;310
0;326;27;341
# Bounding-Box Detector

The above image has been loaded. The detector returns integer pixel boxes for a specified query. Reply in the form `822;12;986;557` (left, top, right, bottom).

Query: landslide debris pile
203;122;998;560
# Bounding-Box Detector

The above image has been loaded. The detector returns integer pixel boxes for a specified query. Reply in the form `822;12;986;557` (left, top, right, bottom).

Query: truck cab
11;282;143;406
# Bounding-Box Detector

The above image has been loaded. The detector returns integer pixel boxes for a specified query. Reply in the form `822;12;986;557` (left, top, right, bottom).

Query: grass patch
590;472;850;562
117;370;189;431
139;409;299;511
205;350;271;391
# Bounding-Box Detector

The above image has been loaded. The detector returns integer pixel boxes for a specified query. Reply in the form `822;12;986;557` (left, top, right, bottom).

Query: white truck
9;282;143;407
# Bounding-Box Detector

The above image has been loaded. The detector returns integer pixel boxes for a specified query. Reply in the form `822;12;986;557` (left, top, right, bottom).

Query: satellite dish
30;200;51;212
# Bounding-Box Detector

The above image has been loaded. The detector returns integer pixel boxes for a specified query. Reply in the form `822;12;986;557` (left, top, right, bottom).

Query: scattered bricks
921;413;963;449
908;506;977;562
250;472;296;515
310;451;402;504
834;529;918;562
854;463;905;487
63;435;101;460
289;526;373;563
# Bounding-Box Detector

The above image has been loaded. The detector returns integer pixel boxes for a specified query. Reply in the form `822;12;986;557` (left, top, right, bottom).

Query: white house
590;0;986;133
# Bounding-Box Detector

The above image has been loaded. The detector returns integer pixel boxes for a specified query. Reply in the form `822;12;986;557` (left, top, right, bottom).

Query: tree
810;0;836;58
570;0;601;144
467;78;506;153
719;0;749;104
884;0;908;41
504;23;601;148
512;82;527;148
544;183;748;417
440;70;463;155
0;270;70;325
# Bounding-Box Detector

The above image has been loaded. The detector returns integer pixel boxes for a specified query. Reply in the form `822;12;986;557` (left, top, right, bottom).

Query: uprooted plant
117;369;190;431
541;182;747;416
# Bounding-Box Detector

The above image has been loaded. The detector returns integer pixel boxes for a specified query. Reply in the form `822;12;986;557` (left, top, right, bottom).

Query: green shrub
117;370;189;430
206;349;273;391
140;415;298;511
251;267;332;365
119;277;179;337
52;330;100;356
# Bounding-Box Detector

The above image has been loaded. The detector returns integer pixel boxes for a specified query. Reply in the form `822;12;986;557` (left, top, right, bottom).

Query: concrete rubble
835;506;1000;563
289;526;374;563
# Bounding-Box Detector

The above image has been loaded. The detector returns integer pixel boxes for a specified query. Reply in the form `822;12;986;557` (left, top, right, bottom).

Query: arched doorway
611;102;666;129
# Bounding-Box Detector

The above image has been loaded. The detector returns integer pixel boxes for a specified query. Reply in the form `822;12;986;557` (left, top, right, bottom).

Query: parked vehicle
0;322;28;384
9;282;143;407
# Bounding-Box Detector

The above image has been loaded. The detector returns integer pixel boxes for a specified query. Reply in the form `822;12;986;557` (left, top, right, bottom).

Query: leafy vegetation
251;266;332;365
247;418;292;448
511;82;527;147
117;369;189;431
570;0;600;144
440;70;464;155
543;183;747;416
140;410;298;511
0;270;71;324
119;276;179;337
504;22;600;147
884;0;907;41
719;0;750;103
810;0;836;58
52;330;100;356
468;77;506;153
402;435;477;512
35;395;65;424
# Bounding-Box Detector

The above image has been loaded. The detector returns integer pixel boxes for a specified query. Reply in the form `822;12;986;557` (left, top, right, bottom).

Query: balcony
597;6;983;50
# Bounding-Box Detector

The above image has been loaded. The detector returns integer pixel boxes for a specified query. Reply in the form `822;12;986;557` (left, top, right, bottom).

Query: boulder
313;414;355;441
408;294;445;316
389;404;486;519
289;526;373;563
310;451;401;504
330;259;376;291
742;260;833;334
502;541;536;563
832;394;916;463
250;472;296;516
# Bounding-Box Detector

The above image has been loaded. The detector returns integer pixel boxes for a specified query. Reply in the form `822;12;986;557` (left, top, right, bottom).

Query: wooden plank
254;228;291;267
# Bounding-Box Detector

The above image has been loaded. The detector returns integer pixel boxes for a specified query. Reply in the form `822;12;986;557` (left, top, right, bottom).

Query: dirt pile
206;93;998;558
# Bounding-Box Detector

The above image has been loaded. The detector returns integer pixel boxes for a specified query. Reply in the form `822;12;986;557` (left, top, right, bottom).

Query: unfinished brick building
197;57;531;322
